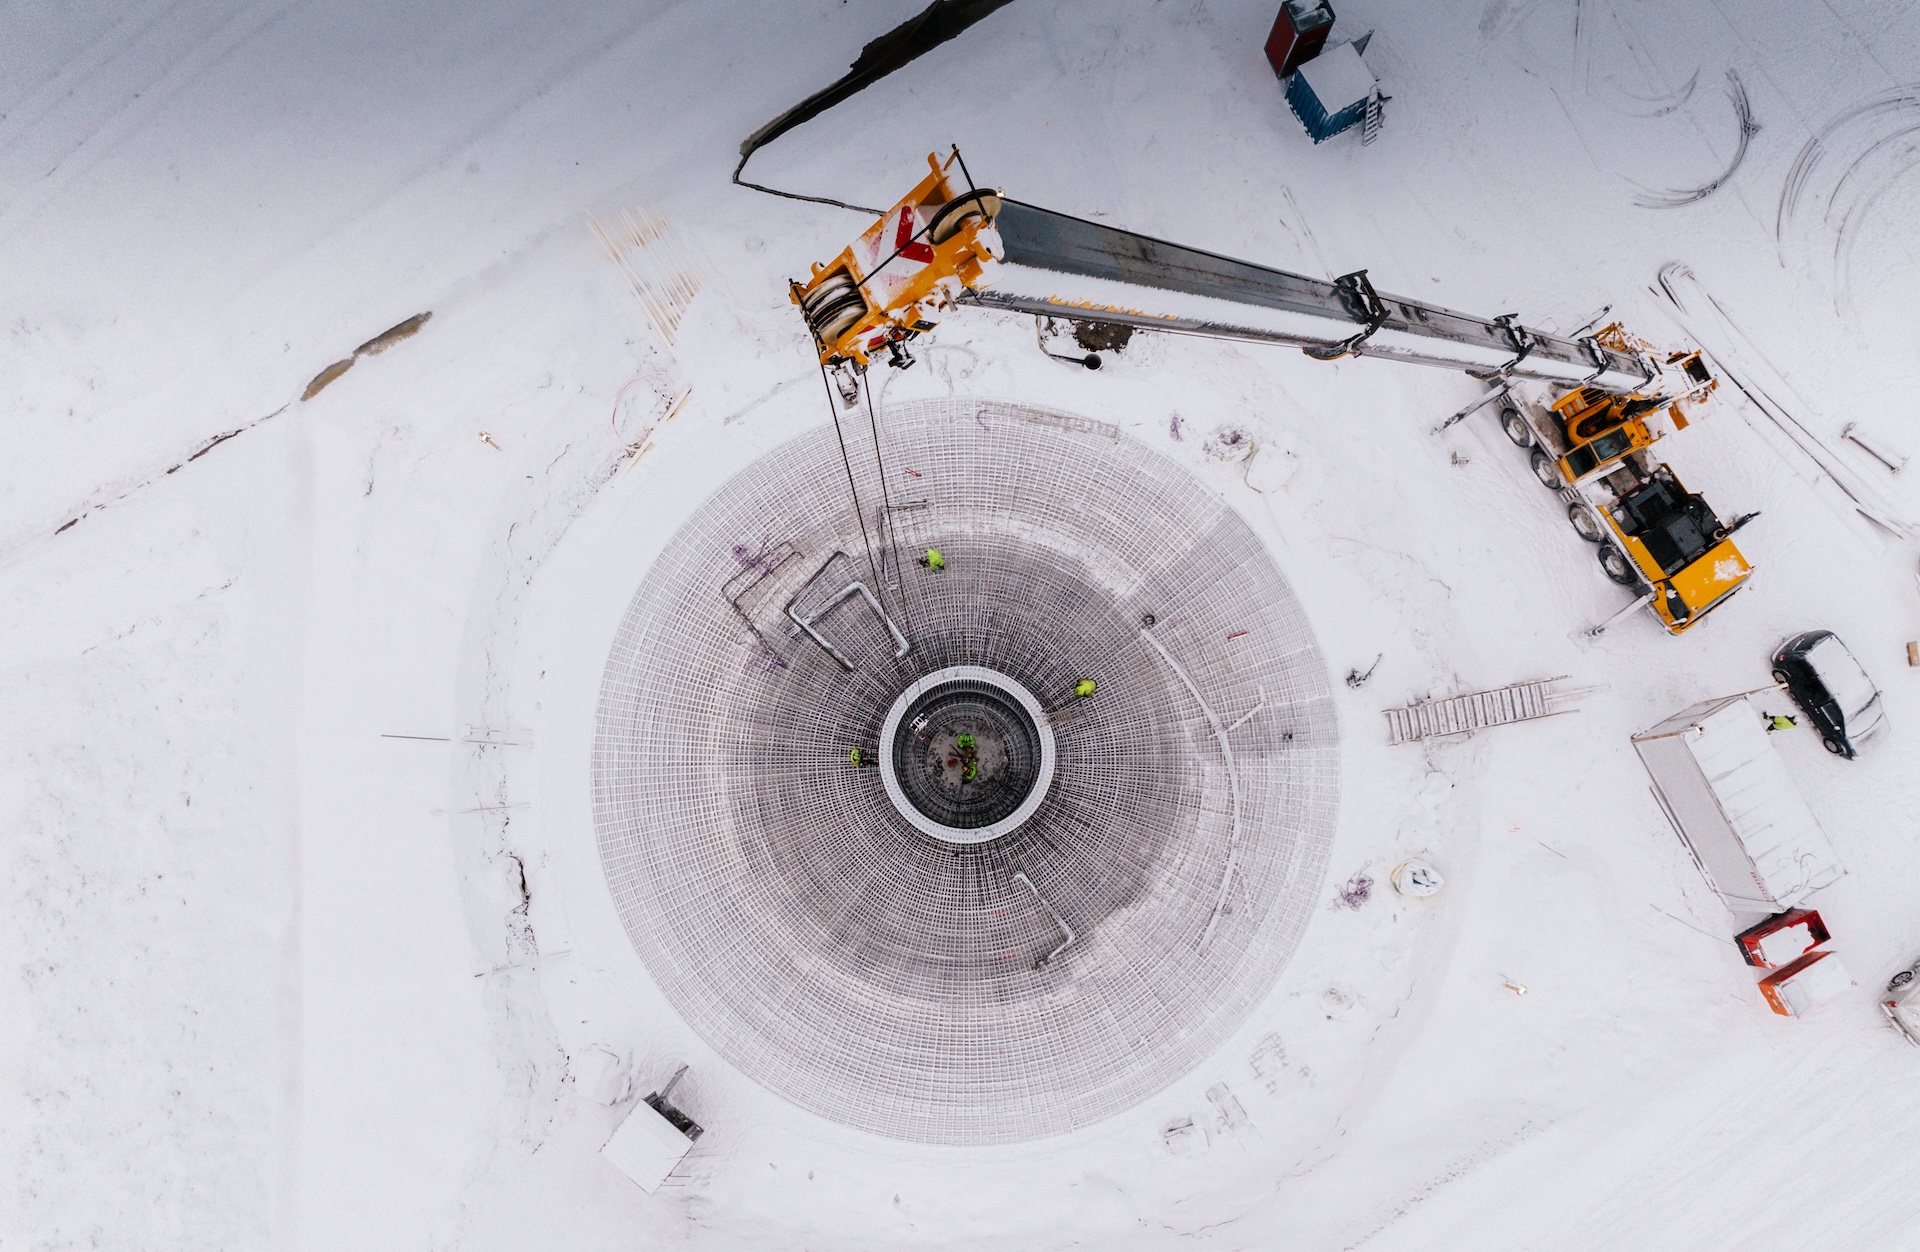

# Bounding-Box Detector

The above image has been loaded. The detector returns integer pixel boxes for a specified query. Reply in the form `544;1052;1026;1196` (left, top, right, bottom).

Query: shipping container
1286;42;1375;143
1632;692;1844;919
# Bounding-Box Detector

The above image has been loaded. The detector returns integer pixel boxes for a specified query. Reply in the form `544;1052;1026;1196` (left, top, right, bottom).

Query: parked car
1771;630;1887;758
1885;957;1920;1046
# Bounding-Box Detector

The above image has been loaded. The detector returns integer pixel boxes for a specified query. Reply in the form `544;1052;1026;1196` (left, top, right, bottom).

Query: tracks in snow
1654;262;1914;541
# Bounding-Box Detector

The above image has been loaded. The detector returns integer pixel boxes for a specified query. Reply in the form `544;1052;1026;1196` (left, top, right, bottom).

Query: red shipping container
1265;1;1335;78
1735;908;1830;968
1757;949;1852;1017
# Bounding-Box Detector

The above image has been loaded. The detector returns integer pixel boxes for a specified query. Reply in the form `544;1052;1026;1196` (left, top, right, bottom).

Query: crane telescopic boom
792;152;1686;398
791;152;1748;638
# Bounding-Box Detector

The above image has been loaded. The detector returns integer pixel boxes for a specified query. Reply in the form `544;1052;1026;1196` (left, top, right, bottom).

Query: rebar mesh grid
593;398;1339;1144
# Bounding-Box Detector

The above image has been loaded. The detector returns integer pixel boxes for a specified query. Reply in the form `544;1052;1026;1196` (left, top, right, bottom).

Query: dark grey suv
1771;630;1887;758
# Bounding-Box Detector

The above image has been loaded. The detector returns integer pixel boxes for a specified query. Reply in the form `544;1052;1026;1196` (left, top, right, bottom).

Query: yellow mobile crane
792;152;1753;635
1497;338;1755;633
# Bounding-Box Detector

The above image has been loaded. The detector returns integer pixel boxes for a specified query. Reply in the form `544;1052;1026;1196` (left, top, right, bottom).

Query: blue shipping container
1286;42;1374;143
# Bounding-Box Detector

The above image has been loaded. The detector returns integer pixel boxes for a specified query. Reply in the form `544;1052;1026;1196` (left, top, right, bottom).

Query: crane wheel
1500;407;1533;447
1568;504;1604;542
1529;448;1563;489
1597;544;1638;586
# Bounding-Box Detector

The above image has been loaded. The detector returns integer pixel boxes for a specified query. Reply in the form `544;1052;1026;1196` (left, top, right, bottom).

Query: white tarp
1297;42;1376;114
1753;918;1821;967
1770;951;1853;1016
601;1101;692;1195
1633;694;1844;912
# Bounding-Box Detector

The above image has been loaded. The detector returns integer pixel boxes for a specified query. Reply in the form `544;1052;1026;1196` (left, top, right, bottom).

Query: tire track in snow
1570;1031;1920;1251
1343;1119;1553;1249
0;0;305;247
1774;84;1920;316
1630;70;1760;209
0;0;185;132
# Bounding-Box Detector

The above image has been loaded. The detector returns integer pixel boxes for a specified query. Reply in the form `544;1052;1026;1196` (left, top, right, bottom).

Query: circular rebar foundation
593;398;1339;1144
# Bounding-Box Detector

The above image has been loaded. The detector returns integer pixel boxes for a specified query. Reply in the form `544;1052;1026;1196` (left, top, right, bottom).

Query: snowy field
7;1;1920;1248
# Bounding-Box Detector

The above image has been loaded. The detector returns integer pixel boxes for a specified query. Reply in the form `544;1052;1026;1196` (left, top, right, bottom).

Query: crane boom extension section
791;152;1660;394
969;199;1651;391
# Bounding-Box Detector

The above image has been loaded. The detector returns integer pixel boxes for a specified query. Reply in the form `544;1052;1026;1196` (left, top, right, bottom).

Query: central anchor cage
879;665;1057;844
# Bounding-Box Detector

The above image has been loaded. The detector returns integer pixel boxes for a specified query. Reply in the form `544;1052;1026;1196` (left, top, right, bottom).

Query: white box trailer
1632;692;1844;915
602;1099;694;1194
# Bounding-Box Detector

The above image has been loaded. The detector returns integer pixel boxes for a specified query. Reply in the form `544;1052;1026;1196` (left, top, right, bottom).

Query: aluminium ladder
1383;677;1574;745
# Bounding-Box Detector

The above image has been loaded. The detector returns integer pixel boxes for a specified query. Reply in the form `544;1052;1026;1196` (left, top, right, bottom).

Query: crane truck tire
1569;504;1604;542
1530;447;1563;489
1598;544;1639;585
1500;406;1534;447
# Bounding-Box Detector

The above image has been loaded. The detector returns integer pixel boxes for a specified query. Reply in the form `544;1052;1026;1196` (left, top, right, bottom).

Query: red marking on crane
894;207;934;264
904;468;922;478
1226;630;1249;641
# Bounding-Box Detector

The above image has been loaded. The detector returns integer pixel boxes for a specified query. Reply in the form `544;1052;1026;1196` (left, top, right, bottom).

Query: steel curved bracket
1139;624;1244;954
1012;870;1076;969
1468;313;1539;381
784;552;911;671
1575;335;1614;386
1303;269;1390;361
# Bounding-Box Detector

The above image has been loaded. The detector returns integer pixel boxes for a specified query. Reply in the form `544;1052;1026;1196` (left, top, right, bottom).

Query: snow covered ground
7;1;1920;1248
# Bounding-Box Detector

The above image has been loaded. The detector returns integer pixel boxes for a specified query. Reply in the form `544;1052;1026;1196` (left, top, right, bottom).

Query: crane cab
1591;459;1752;632
1548;387;1668;484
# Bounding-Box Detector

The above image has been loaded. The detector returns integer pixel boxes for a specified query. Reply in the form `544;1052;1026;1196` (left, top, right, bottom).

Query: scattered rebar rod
1012;871;1075;968
1842;422;1907;473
